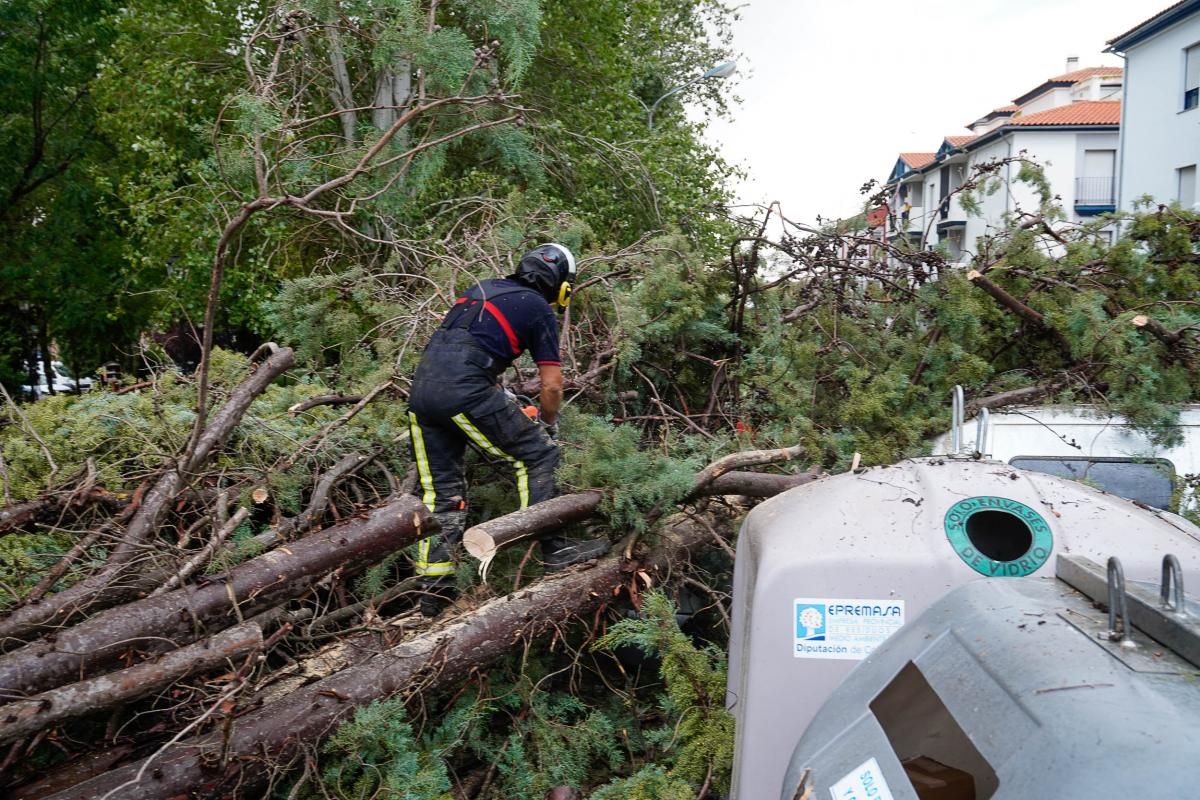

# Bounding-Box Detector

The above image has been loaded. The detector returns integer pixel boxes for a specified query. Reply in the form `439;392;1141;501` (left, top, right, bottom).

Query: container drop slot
902;756;975;800
870;662;997;800
966;510;1033;563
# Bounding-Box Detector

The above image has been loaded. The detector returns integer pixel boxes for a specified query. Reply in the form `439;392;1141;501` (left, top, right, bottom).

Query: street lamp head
702;60;737;80
645;60;737;128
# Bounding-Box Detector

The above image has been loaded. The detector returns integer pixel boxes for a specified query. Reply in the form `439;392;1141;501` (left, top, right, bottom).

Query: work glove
540;418;559;441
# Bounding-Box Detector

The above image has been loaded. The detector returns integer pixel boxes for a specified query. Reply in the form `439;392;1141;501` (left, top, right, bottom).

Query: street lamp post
639;60;737;129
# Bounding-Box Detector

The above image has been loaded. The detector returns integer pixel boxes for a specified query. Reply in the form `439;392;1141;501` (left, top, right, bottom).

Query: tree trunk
326;24;357;145
0;348;295;646
0;495;432;700
0;622;262;746
35;511;727;800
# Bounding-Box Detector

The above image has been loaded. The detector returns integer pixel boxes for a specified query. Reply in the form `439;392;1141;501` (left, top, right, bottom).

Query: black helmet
513;243;577;309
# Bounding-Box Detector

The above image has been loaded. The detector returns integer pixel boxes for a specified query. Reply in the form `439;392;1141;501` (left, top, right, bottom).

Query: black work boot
541;535;611;572
416;509;467;617
417;575;457;617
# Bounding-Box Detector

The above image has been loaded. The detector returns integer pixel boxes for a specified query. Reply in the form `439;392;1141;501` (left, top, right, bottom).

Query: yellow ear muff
556;282;572;308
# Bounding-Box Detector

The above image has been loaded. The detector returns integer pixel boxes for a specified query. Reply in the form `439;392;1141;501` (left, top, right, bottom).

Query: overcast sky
702;0;1165;225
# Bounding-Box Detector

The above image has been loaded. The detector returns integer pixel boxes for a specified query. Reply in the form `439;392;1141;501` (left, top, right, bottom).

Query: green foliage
558;414;706;531
589;765;694;800
313;697;453;800
593;591;735;795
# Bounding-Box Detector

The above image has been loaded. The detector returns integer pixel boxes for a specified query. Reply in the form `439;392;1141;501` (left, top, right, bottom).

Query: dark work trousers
407;328;558;578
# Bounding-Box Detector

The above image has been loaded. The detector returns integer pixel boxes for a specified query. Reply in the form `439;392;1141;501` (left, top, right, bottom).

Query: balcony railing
1075;176;1116;207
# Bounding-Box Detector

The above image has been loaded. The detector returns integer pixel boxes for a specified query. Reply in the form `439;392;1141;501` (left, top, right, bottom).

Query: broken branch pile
0;384;813;799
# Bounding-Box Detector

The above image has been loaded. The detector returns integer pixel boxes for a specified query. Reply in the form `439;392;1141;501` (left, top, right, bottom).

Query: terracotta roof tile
1009;100;1121;126
899;152;936;169
944;135;976;147
1012;66;1123;105
1046;66;1124;83
995;104;1019;113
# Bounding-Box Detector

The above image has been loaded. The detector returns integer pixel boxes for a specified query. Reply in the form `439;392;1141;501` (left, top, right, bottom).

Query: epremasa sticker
830;757;895;800
943;496;1053;577
793;598;905;660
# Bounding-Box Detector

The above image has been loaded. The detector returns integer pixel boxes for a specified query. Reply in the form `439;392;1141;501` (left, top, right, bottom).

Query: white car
22;361;93;399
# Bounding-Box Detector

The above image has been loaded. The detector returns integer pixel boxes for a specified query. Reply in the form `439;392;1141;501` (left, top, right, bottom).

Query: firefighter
407;243;610;616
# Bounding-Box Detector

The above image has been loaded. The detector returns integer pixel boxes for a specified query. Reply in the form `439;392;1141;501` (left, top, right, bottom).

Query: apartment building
1108;0;1200;211
884;64;1123;261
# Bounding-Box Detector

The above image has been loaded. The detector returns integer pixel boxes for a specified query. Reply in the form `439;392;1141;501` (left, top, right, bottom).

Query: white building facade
1109;1;1200;211
885;66;1122;263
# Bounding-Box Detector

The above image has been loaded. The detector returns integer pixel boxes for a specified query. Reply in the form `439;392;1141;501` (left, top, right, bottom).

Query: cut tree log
461;464;819;563
463;491;604;562
0;495;433;702
1132;314;1187;348
0;621;262;746
0;348;296;647
35;509;728;800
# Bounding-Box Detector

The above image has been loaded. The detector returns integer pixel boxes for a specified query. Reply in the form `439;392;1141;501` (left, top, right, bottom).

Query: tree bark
0;495;432;701
966;380;1065;413
0;500;50;537
326;24;357;145
701;468;823;498
966;270;1072;354
36;511;727;800
0;349;295;646
1132;314;1186;347
462;491;605;561
0;622;262;746
688;444;805;496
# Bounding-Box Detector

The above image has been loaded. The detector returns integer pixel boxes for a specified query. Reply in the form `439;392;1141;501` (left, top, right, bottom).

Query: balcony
935;195;967;232
1075;177;1116;215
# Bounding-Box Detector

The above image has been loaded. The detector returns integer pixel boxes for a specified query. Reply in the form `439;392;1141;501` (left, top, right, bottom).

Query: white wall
1119;14;1200;209
956;130;1118;260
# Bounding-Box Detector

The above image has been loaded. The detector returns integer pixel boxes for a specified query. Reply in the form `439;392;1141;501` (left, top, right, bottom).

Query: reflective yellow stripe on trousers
408;412;437;511
409;413;452;576
452;413;530;508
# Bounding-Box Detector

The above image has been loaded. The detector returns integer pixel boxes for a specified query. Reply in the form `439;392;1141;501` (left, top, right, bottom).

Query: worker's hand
540;418;559;441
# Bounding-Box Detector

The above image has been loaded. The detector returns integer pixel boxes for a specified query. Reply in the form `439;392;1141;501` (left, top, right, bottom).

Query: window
909;182;924;206
1186;44;1199;111
1008;456;1175;510
943;228;965;261
1078;150;1116;206
1179;164;1197;210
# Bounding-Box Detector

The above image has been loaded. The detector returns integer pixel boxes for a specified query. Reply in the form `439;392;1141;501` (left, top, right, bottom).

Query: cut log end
1131;314;1150;328
463;528;496;561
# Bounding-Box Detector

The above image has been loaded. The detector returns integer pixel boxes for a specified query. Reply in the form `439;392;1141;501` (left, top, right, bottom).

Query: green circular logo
943;496;1053;577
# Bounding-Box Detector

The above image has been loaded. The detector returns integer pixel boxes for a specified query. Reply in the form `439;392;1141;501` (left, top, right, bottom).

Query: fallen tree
0;495;432;700
33;509;731;800
0;621;263;746
0;348;297;646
